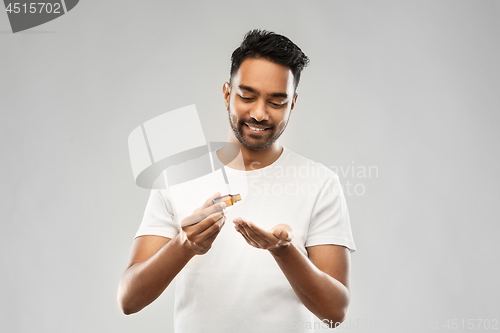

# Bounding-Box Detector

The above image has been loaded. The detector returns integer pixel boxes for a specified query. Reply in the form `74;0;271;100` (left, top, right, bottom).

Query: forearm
118;234;194;314
270;244;350;325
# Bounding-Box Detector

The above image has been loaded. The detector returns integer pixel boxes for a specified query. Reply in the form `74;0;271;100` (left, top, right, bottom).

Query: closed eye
239;95;255;102
270;101;286;108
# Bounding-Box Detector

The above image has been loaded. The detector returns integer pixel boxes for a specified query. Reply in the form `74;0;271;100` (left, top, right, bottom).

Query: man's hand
233;217;293;252
181;192;227;255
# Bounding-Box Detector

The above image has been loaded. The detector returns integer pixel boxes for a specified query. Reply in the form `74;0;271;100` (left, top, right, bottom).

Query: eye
270;101;286;108
239;95;254;102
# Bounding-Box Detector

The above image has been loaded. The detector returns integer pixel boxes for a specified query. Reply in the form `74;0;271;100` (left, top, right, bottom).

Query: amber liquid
213;193;242;206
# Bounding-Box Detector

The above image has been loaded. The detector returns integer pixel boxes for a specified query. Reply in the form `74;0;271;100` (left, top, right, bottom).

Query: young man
118;30;356;332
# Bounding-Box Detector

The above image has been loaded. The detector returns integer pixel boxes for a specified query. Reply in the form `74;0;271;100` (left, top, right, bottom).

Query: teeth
247;125;265;131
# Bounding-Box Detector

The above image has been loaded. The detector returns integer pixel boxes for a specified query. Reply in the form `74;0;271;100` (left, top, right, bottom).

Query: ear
290;93;298;111
223;82;231;110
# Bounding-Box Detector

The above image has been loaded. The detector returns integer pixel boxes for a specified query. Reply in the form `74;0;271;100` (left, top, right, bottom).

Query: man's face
223;57;297;151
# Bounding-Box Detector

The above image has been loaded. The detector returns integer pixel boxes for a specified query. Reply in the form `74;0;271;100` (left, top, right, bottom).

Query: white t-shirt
135;147;356;333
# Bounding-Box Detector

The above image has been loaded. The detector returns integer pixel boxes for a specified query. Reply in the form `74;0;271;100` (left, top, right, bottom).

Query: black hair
230;29;310;90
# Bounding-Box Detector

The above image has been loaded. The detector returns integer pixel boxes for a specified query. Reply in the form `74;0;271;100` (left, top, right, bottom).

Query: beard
227;103;289;151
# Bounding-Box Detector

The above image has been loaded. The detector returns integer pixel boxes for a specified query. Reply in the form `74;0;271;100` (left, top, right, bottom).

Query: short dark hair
230;29;310;90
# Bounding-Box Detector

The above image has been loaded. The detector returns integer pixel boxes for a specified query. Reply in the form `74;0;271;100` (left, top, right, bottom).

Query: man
118;29;356;332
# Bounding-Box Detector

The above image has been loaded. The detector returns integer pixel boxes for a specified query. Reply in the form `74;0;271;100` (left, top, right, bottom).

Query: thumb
272;224;293;241
273;228;290;241
272;229;282;238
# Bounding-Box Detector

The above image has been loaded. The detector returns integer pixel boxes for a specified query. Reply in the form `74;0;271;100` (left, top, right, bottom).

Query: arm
233;219;351;326
118;193;226;315
117;234;191;315
271;243;351;326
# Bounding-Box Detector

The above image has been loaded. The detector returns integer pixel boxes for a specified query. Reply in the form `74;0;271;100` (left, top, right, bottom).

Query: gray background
1;1;499;332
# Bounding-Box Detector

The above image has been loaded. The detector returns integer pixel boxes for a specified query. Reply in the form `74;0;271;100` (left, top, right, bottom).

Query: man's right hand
118;192;226;314
180;192;227;255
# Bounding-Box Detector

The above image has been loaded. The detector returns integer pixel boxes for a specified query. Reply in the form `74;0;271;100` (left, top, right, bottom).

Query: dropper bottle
213;194;242;207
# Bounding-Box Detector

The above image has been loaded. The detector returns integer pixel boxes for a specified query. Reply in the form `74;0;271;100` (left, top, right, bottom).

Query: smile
245;124;269;133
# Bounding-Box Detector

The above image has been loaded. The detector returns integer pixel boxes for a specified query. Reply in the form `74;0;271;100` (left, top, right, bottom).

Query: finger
184;201;226;228
184;193;224;225
234;222;256;244
245;222;276;244
200;192;222;210
277;239;290;246
198;214;225;240
273;228;293;242
239;223;267;247
234;221;252;241
191;200;226;224
235;225;259;247
234;219;275;246
269;230;288;247
233;217;245;225
206;210;226;223
280;229;293;242
205;200;227;216
243;223;272;245
203;220;224;244
184;211;224;233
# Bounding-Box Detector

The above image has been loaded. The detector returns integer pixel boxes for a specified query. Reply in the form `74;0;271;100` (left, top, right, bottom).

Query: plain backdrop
1;1;499;332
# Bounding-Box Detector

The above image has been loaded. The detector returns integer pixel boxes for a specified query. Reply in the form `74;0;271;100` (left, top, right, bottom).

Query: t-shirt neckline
215;146;290;176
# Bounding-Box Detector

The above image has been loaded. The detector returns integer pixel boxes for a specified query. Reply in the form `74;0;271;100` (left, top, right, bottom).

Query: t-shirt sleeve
305;172;356;252
134;188;180;240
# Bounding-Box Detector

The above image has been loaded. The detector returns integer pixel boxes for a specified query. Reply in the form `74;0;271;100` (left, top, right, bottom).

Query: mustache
239;119;273;128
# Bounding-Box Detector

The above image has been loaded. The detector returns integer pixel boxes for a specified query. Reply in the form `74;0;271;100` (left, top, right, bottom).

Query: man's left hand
233;218;293;252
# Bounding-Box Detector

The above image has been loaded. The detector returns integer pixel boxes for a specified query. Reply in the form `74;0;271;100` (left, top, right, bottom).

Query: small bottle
213;193;242;206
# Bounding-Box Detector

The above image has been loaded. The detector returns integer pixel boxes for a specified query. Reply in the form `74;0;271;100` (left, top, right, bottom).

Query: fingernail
220;202;226;209
276;230;282;236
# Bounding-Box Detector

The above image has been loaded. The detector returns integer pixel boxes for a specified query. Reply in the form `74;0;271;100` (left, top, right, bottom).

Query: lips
245;123;270;132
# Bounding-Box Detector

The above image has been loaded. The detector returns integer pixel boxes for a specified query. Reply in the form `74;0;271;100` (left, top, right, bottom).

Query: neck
217;133;283;171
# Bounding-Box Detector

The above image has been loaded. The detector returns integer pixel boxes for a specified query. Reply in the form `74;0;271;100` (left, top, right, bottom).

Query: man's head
224;30;309;151
229;29;310;91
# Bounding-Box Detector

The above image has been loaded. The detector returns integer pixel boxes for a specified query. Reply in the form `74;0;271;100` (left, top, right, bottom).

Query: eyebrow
238;85;288;99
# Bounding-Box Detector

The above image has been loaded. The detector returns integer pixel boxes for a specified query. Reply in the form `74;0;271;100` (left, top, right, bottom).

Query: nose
249;100;269;122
